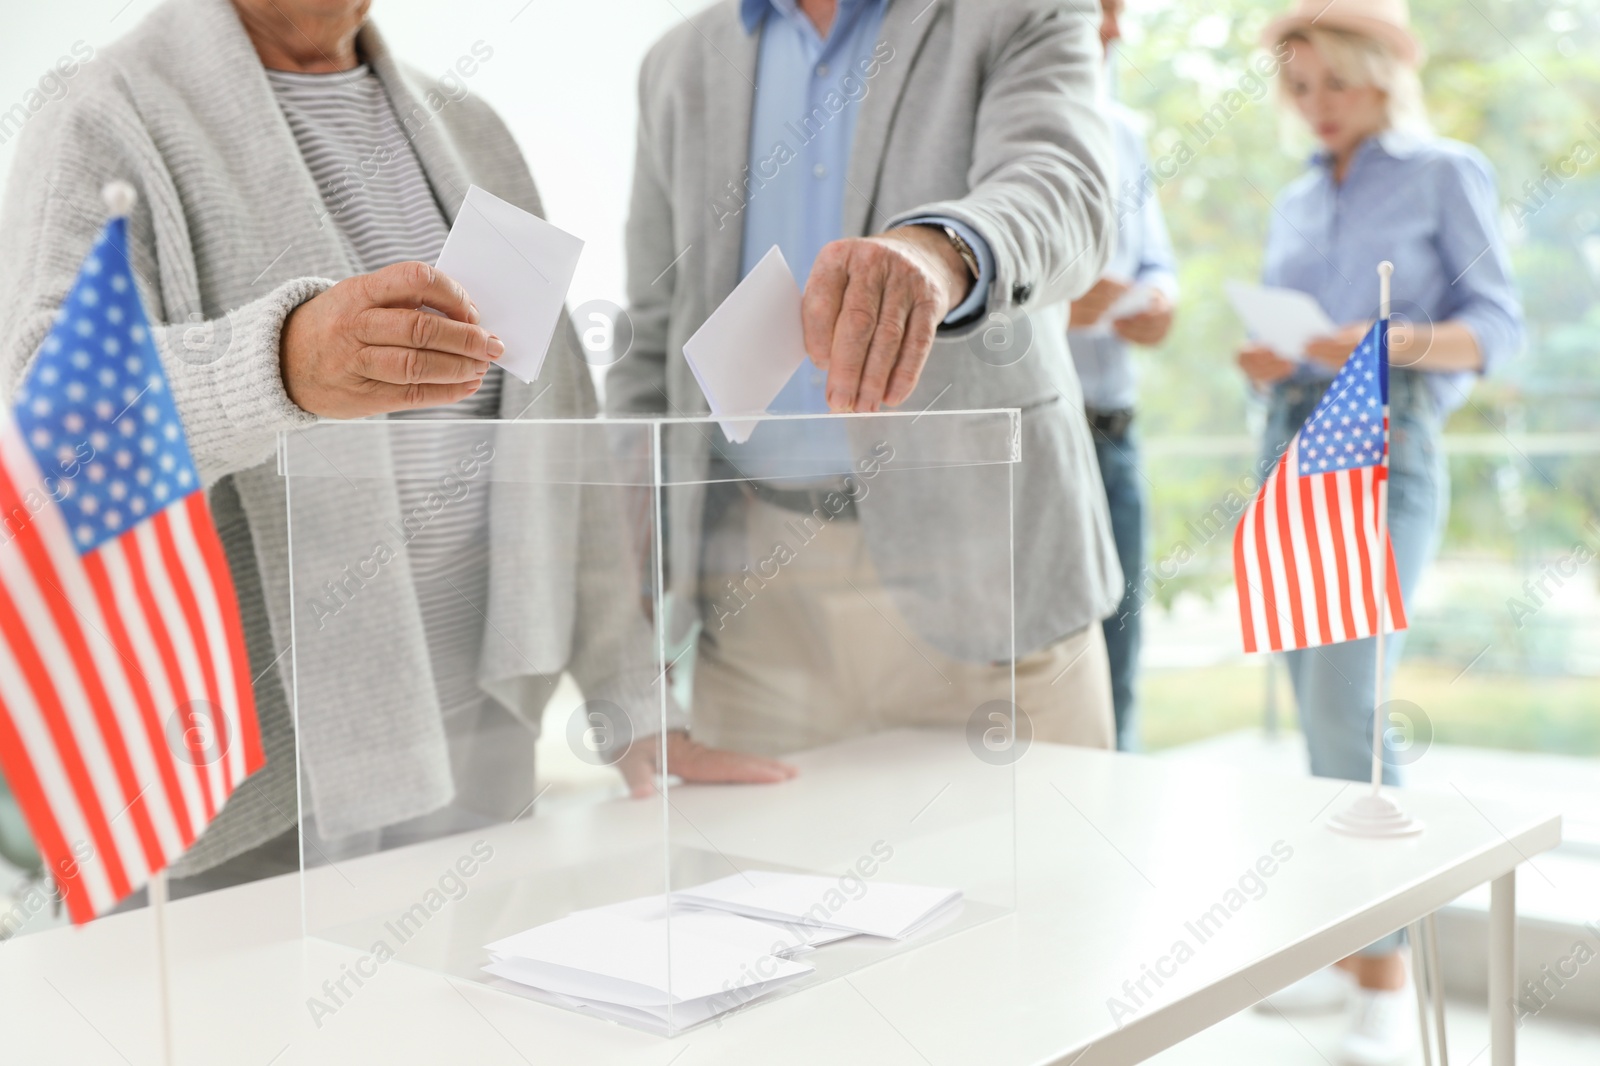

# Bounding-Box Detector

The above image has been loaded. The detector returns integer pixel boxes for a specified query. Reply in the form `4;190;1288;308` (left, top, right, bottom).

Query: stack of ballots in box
484;872;961;1030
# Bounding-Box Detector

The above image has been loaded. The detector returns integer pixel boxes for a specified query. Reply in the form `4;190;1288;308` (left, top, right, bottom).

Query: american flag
1233;319;1407;654
0;205;262;924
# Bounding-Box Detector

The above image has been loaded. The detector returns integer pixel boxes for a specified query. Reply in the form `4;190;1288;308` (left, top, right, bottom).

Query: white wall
0;0;694;309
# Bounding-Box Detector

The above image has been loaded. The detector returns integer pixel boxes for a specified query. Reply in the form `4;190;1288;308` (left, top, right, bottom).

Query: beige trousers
692;494;1114;757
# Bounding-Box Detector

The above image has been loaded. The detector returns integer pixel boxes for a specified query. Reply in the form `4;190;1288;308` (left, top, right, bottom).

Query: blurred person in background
1068;0;1179;752
1237;1;1522;1062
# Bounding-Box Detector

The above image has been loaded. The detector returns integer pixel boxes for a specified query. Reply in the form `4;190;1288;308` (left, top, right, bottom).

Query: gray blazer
607;0;1124;660
0;0;664;867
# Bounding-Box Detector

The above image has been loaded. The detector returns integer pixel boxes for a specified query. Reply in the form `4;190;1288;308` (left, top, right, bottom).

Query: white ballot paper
1107;280;1157;321
1082;276;1158;336
483;900;815;1031
433;184;583;383
574;895;832;959
673;870;963;941
681;245;810;444
1224;280;1336;360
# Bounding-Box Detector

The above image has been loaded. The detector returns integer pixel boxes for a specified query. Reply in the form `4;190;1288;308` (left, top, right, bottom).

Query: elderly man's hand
280;261;504;418
615;731;798;799
801;225;972;414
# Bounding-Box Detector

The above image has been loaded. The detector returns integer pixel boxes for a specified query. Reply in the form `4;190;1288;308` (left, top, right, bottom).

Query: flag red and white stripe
1234;318;1407;654
0;427;261;923
1233;434;1406;653
0;209;261;924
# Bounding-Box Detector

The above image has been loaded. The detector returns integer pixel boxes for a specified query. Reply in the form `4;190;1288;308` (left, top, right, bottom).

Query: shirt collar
1374;128;1427;158
740;0;875;35
1310;128;1428;171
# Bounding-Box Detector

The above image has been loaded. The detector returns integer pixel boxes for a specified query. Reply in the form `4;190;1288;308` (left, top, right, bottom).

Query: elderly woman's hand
279;261;504;418
1303;321;1372;371
1236;342;1296;388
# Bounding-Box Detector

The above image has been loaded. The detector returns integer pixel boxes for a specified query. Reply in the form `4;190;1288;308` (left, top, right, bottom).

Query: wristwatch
939;224;981;281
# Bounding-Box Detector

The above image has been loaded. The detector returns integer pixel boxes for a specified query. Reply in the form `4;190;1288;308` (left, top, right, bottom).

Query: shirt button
816;63;830;77
813;164;827;179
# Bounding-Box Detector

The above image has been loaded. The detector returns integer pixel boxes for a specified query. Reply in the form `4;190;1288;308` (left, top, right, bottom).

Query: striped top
268;65;499;719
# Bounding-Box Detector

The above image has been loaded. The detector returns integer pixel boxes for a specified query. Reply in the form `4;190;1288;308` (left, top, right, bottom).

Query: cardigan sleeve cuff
154;275;332;484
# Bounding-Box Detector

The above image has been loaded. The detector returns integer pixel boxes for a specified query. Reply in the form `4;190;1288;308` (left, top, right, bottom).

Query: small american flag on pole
1233;318;1407;653
0;186;262;924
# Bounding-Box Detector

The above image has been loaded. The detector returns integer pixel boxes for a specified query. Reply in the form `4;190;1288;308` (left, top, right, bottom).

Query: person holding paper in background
1067;0;1179;753
608;0;1122;752
1236;2;1521;1059
0;0;789;896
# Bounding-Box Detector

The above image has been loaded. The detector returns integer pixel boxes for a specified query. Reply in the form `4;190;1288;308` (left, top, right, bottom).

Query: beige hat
1260;0;1423;67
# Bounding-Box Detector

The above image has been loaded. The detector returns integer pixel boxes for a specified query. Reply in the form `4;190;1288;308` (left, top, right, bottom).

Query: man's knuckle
841;306;878;334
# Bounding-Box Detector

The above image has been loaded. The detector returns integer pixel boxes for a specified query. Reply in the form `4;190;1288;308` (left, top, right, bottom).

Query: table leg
1489;871;1516;1066
1426;912;1449;1065
1410;920;1434;1066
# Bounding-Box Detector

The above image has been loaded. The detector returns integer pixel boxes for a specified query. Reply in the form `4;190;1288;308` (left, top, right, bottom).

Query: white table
0;733;1560;1065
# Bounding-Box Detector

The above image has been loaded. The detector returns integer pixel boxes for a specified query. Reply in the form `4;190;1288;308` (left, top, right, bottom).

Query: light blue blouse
1261;130;1523;416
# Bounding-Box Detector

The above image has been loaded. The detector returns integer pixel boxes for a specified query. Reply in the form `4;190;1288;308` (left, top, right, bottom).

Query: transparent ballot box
281;410;1020;1035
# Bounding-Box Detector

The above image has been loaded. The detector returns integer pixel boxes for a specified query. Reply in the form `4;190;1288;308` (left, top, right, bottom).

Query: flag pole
1369;261;1393;797
150;870;176;1066
101;179;177;1065
1327;260;1423;837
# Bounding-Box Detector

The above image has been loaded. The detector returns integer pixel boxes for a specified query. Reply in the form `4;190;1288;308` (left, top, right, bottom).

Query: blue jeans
1094;429;1145;752
1262;370;1447;955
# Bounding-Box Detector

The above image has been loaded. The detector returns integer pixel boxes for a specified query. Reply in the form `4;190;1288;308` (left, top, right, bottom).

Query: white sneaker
1255;965;1357;1014
1339;985;1417;1066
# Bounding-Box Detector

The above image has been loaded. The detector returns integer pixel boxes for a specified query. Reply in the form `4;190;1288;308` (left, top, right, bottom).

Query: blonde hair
1276;26;1431;136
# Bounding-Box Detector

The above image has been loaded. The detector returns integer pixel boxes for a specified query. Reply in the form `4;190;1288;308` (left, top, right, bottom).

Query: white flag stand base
1328;791;1425;838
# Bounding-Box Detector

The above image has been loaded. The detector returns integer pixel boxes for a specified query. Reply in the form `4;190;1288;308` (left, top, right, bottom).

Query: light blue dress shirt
1261;130;1523;416
1067;102;1179;412
728;0;994;481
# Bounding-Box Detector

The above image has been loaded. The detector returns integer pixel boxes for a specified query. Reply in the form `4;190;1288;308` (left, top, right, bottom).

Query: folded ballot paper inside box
673;870;963;940
483;898;815;1032
483;874;963;1031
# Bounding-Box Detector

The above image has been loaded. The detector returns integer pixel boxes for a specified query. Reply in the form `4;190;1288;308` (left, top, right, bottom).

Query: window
1117;1;1600;822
